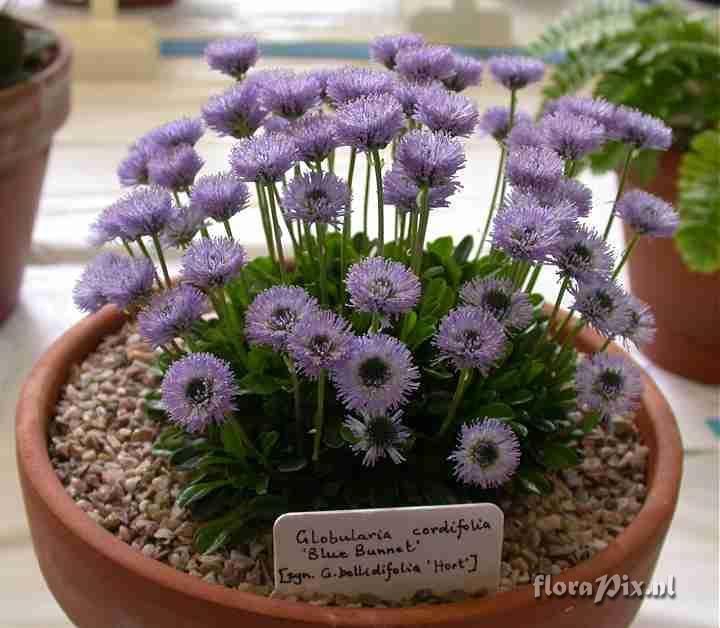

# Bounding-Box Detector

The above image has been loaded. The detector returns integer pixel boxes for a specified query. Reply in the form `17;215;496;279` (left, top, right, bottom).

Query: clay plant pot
623;148;720;384
0;21;71;324
16;304;683;627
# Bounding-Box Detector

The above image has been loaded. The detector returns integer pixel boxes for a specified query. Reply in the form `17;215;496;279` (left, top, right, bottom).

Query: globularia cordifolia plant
74;34;678;553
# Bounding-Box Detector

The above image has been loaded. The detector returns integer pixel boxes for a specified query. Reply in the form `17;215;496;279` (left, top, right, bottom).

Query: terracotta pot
623;149;720;384
48;0;176;7
0;22;71;324
16;306;683;628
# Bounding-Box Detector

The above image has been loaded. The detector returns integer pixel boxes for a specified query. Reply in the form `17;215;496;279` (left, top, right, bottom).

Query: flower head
443;54;483;92
545;96;616;130
552;226;615;282
608;106;672;150
615;190;679;237
245;286;318;351
571;278;633;339
230;132;297;183
413;86;479;137
180;237;247;289
161;203;207;248
111;186;174;239
161;353;239;432
488;55;545;89
332;334;419;414
394;129;466;187
190;173;250;222
287;309;354;378
383;167;460;213
460;278;534;331
334;93;405;152
505;146;564;195
392;79;430;117
117;140;154;187
478;106;532;142
325;67;396;106
89;201;131;246
205;37;259;79
370;33;425;69
137;285;206;348
147;145;203;191
395;45;456;82
542;178;593;218
575;353;643;419
263;115;292;134
346;257;421;318
309;68;335;99
435;306;506;371
449;418;521;488
145;117;204;149
282;171;351;226
260;71;322;120
291;113;339;163
202;82;268;138
619;295;656;348
507;120;547;151
541;112;605;161
344;410;411;466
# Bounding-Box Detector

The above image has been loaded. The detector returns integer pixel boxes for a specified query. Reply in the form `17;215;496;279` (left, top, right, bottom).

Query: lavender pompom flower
393;79;429;118
383;167;459;213
202;83;267;138
117;140;154;187
230;132;297;183
260;72;322;120
145;117;204;149
478;106;532;142
434;306;506;372
505;146;564;195
394;129;466;187
615;190;679;237
488;55;545;90
449;418;521;488
507;121;547;150
137;285;206;348
325;67;396;106
309;68;335;99
443;54;483;92
541;112;606;161
282;171;350;226
620;295;656;348
147;145;203;191
161;203;207;248
263;115;292;134
571;278;632;340
161;353;239;433
343;410;411;466
245;286;318;351
575;353;643;419
334;93;405;152
491;197;563;263
180;237;247;289
332;334;419;414
89;202;130;247
414;86;479;138
346;257;421;318
460;278;534;331
542;178;593;218
287;309;354;379
291;114;339;164
205;37;259;79
114;186;174;239
545;96;616;130
395;45;455;82
553;226;615;282
608;106;672;150
370;33;425;70
190;173;250;222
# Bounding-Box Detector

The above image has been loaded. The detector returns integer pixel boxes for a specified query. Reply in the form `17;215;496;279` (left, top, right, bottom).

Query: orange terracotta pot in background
623;149;720;384
16;305;683;628
0;21;72;324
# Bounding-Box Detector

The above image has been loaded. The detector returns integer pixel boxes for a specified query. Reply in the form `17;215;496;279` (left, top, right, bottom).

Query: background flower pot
0;21;71;324
16;305;683;628
623;149;720;384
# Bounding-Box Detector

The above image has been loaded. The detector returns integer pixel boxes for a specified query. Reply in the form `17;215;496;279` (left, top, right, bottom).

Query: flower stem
340;148;357;313
411;185;430;274
603;147;635;241
476;143;507;258
136;238;164;289
371;149;385;255
272;182;300;257
223;219;234;240
525;263;542;293
256;182;277;264
493;89;517;220
284;355;304;455
316;224;329;305
440;369;473;436
612;233;639;280
265;182;288;282
312;370;327;462
362;154;372;235
122;239;136;258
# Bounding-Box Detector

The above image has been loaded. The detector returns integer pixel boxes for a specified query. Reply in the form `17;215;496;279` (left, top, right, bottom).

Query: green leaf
453;235;474;264
542;443;581;470
259;431;279;454
505;389;534;405
278;456;309;473
237;372;284;396
428;236;454;261
194;513;246;554
221;420;248;459
176;480;230;509
475;402;514;419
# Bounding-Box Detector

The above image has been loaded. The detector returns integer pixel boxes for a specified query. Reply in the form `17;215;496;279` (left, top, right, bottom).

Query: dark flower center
469;440;499;468
366;416;397;447
595;290;614;312
369;276;395;299
569;243;592;265
483;289;511;317
270;306;297;331
461;329;483;351
310;334;333;356
186;377;213;406
358;356;391;388
598;369;624;398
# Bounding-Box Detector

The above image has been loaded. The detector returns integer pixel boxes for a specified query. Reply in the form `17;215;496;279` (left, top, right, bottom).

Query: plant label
273;503;503;602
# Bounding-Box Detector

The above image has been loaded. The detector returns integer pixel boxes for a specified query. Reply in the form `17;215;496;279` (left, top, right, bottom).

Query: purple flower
615;190;679;237
113;186;174;239
395;45;456;82
620;295;656;348
145;118;204;149
117;140;154;187
137;285;206;348
507;121;547;151
180;237;247;289
147;145;203;191
204;37;259;79
260;72;322;120
325;67;396;106
343;410;410;466
488;55;545;90
245;286;319;351
230;132;297;183
505;146;564;195
571;278;633;339
334;93;405;152
449;418;521;488
161;203;207;248
394;129;466;187
575;353;643;419
434;306;506;372
202;82;268;138
541;112;606;161
393;79;430;118
460;278;534;331
282;171;350;226
291;114;339;164
608;106;672;150
413;86;479;138
287;309;354;378
478;106;532;142
542;178;593;218
370;33;425;70
545;96;616;130
383;167;460;213
443;54;483;92
263;115;292;134
332;334;419;414
309;68;335;99
491;197;563;263
346;257;421;318
190;173;250;222
161;353;239;433
552;226;615;282
89;202;131;247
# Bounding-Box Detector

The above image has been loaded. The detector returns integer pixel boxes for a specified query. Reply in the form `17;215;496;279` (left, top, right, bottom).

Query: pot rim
15;305;683;626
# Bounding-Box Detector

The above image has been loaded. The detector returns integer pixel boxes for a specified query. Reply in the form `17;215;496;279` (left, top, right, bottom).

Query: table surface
1;49;718;628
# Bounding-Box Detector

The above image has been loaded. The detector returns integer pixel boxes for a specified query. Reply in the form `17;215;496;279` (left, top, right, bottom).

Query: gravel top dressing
49;324;648;608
